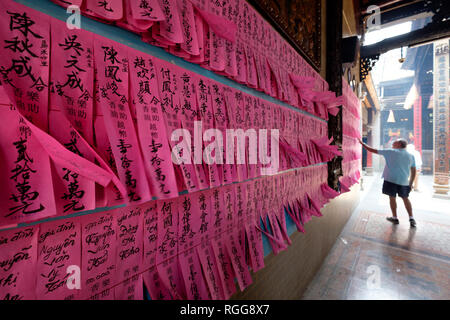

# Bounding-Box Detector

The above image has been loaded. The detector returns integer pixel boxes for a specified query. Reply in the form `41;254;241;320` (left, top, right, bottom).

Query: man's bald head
392;139;407;149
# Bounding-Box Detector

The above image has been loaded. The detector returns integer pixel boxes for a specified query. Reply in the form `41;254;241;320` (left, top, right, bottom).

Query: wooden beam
326;0;343;189
361;20;450;58
363;73;381;110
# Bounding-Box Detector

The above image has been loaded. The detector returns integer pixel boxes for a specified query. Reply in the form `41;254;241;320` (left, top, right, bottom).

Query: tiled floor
302;173;450;300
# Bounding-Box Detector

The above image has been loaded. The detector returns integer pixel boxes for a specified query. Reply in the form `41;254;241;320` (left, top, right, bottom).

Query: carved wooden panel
249;0;322;71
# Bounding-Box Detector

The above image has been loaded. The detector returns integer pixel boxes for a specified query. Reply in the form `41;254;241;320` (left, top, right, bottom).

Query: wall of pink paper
231;186;360;299
4;0;362;300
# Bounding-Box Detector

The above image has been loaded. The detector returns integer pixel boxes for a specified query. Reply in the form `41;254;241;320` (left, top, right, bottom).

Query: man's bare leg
402;197;416;227
389;196;397;218
401;197;413;217
386;196;399;224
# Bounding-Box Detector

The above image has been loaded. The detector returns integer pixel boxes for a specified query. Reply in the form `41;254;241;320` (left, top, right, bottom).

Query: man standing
359;138;417;227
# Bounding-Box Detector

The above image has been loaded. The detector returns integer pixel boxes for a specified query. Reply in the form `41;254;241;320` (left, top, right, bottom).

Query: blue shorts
382;180;411;198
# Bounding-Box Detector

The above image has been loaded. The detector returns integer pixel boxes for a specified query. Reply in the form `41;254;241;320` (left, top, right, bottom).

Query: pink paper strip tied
307;193;323;217
311;136;342;162
320;183;340;200
193;5;237;43
256;218;287;254
285;203;305;233
22;114;127;199
339;177;351;193
279;137;308;168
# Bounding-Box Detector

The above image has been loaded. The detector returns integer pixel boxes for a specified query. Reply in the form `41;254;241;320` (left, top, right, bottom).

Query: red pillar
413;96;422;154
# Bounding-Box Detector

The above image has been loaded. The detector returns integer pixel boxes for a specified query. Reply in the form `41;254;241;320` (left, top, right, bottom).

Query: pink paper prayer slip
196;189;225;300
234;39;247;84
244;181;264;272
340;177;351;193
49;22;96;214
0;107;56;227
157;0;184;44
242;94;257;179
269;177;291;248
257;183;285;255
311;136;342;162
130;0;165;22
124;0;164;32
210;187;237;299
203;1;227;72
156;198;186;299
193;4;237;43
114;204;144;300
251;13;267;93
50;18;94;144
141;30;169;49
194;76;221;188
223;185;252;292
186;12;205;64
142;201;172;300
36;219;81;300
222;0;238;77
168;43;192;60
245;46;258;89
253;96;263;176
178;0;200;56
85;0;123;21
151;22;176;47
94;112;126;207
117;5;151;33
155;59;200;193
321;183;340;201
283;174;304;228
223;88;247;182
92;65;112;209
94;37;151;204
177;192;211;300
0;0;50;130
273;176;293;244
209;82;231;185
81;211;117;300
49;110;96;215
200;18;212;70
267;59;283;102
23;107;126;204
175;69;209;190
221;85;238;182
0;225;38;300
128;49;179;199
233;182;248;257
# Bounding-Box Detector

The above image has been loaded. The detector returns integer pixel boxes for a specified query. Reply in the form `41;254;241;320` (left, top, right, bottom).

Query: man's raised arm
409;167;416;189
358;139;379;154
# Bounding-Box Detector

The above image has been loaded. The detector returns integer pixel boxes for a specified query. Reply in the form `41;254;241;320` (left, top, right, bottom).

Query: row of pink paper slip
342;135;363;163
0;164;358;300
341;77;362;169
342;77;362;120
50;0;339;120
0;0;342;228
340;159;361;193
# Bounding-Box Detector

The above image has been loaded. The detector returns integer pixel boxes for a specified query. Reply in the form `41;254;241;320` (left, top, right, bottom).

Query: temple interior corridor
302;173;450;300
